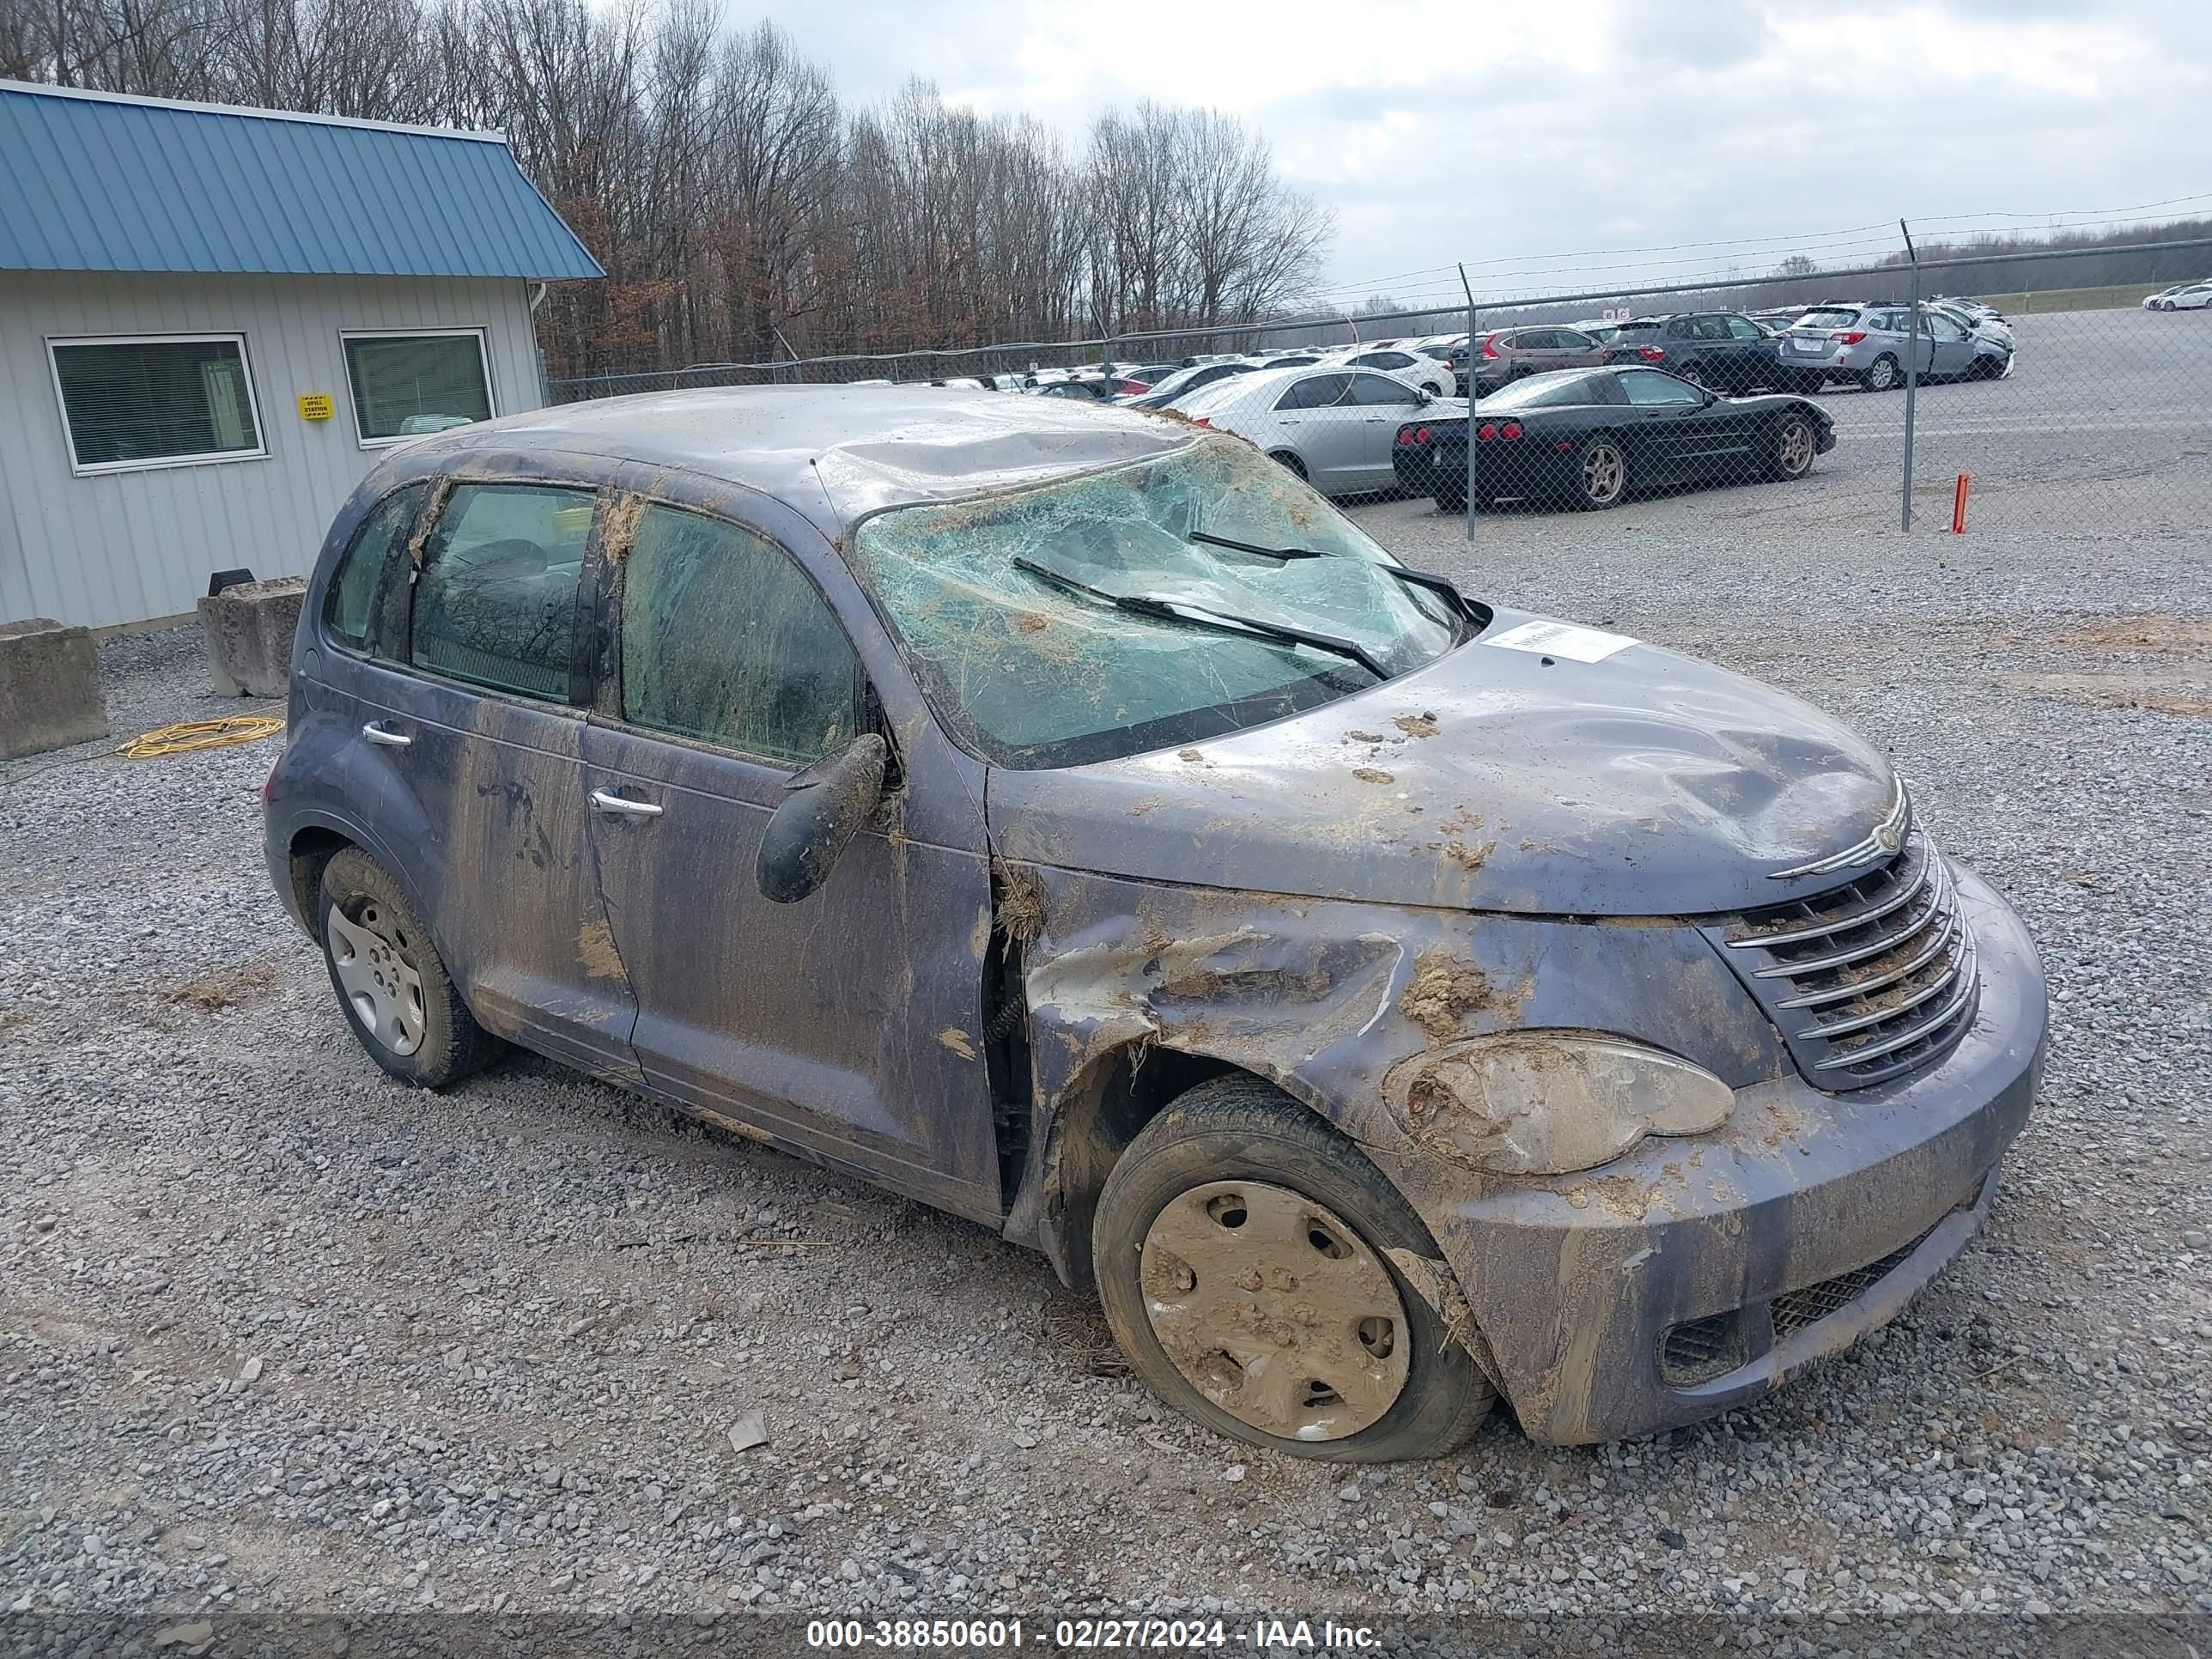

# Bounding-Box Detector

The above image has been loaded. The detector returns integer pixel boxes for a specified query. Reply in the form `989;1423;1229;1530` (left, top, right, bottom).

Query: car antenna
808;457;844;543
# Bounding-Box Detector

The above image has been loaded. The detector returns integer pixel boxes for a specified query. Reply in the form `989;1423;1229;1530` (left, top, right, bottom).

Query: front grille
1711;829;1980;1087
1769;1221;1942;1340
1659;1311;1746;1386
1660;1217;1948;1386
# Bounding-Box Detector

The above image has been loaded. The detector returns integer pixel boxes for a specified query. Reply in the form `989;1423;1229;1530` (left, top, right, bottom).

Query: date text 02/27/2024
804;1619;1382;1650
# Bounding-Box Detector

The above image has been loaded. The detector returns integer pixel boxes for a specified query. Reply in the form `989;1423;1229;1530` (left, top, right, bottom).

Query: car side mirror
756;733;890;904
1415;387;1434;404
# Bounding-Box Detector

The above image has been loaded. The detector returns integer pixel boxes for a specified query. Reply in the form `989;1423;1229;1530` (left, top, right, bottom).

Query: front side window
619;505;860;767
1553;329;1595;349
49;335;264;473
850;434;1462;769
343;331;494;445
410;483;593;701
1619;370;1705;406
1348;373;1419;406
325;484;427;650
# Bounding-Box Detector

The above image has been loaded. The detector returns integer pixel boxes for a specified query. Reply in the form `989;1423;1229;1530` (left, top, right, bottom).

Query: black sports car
1392;366;1837;512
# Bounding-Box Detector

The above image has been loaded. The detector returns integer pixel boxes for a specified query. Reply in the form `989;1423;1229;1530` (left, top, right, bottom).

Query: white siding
0;270;546;629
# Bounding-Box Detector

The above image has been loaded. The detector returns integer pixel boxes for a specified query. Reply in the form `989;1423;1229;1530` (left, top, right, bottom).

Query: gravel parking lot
3;400;2209;1643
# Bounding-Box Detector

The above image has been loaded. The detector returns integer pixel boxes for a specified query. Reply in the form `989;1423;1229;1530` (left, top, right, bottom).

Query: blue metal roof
0;81;603;280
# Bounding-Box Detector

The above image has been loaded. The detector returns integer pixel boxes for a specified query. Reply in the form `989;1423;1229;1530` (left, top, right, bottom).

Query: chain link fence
544;235;2212;546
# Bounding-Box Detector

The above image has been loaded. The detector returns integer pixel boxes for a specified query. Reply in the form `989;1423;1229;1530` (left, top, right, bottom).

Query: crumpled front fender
997;865;1790;1307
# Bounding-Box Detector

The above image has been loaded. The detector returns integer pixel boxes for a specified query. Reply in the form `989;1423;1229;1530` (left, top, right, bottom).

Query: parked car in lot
1601;313;1786;393
1034;376;1121;401
1117;359;1258;410
1926;300;2013;349
1393;366;1834;512
1450;325;1612;396
1568;319;1622;345
267;385;2042;1456
2151;282;2212;311
1321;344;1456;398
1778;303;2010;390
1176;364;1432;495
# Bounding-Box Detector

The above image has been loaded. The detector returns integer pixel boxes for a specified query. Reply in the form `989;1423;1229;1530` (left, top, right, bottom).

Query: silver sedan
1171;365;1438;495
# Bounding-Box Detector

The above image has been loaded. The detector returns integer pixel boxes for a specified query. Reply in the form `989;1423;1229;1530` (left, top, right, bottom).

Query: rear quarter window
323;483;425;650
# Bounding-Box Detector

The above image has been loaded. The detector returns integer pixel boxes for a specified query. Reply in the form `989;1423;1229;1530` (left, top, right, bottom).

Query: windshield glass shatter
851;434;1458;768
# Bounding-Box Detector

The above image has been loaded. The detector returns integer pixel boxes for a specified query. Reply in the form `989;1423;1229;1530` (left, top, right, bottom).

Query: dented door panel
346;658;639;1079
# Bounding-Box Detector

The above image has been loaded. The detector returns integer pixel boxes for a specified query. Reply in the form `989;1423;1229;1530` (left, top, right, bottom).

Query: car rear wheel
319;848;501;1089
1678;357;1711;390
1267;449;1308;479
1435;484;1467;514
1569;434;1629;509
1092;1075;1496;1462
1862;354;1901;392
1767;413;1818;481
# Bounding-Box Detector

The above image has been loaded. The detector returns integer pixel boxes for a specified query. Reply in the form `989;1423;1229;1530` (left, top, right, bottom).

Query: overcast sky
745;0;2210;310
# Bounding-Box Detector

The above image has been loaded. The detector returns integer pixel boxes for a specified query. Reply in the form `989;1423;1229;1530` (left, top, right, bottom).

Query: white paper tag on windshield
1484;619;1637;663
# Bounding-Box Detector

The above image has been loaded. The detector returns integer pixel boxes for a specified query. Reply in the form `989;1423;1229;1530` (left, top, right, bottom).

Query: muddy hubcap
1138;1181;1410;1442
1779;422;1814;472
327;900;426;1055
1583;443;1626;502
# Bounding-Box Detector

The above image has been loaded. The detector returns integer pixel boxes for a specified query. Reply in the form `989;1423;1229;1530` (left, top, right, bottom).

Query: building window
343;331;495;445
48;334;266;474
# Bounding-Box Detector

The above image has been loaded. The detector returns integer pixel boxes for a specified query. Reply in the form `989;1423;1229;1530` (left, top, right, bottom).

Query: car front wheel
319;847;501;1089
1093;1076;1496;1462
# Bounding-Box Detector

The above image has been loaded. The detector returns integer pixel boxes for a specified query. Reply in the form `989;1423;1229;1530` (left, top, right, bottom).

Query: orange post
1951;472;1970;534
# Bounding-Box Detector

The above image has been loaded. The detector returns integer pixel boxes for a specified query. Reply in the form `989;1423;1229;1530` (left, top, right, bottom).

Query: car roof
394;385;1195;540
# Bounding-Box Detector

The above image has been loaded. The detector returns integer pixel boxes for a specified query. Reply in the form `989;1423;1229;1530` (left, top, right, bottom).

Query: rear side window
1724;316;1765;340
410;483;594;702
324;483;424;650
619;504;860;768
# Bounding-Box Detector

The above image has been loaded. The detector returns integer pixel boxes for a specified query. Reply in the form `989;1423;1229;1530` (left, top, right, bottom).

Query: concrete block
198;577;307;699
0;617;109;760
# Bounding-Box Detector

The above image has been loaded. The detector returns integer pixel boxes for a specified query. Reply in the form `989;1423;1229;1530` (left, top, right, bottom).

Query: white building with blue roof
0;80;603;629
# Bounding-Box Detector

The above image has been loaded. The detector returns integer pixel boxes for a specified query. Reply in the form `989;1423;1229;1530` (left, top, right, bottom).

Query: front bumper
1425;866;2045;1443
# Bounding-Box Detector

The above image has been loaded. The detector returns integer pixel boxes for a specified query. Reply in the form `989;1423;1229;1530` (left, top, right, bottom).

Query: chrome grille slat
1747;854;1950;979
1726;842;1931;951
1812;941;1978;1069
1706;829;1981;1091
1776;905;1960;1010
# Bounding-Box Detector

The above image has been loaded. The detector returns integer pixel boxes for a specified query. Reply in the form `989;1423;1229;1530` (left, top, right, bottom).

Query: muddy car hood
985;608;1899;917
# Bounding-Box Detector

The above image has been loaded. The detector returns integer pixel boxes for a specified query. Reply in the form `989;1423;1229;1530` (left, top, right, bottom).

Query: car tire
1766;412;1819;482
1435;485;1468;514
1568;432;1629;510
1678;357;1711;389
2160;301;2176;312
1267;449;1308;479
1092;1075;1497;1463
1862;354;1901;392
318;847;502;1089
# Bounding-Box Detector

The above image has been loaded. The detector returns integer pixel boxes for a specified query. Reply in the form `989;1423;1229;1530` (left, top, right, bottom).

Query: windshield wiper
1188;529;1326;562
1188;531;1475;623
1012;556;1388;681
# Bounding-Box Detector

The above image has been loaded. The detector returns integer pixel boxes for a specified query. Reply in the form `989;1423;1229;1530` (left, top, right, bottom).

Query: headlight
1382;1034;1733;1176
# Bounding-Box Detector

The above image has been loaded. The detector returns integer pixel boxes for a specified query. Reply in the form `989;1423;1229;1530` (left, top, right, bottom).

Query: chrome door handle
590;789;664;819
362;722;411;747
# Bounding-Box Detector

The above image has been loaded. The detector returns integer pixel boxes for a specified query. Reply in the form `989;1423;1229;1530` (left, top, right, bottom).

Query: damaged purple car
264;386;2045;1457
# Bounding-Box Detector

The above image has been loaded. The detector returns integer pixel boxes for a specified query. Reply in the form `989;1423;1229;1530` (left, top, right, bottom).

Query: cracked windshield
851;434;1461;767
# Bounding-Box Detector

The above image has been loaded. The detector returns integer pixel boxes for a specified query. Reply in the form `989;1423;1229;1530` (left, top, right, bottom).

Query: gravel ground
2;509;2208;1644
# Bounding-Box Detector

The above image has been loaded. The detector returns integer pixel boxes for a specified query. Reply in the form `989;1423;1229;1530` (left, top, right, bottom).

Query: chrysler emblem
1768;777;1911;879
